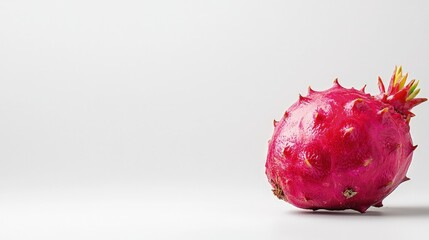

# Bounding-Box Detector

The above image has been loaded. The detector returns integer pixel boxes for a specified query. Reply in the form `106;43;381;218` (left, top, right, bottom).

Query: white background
0;0;428;239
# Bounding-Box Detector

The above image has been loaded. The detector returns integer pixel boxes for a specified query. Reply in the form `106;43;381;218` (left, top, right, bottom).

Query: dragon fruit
265;66;426;213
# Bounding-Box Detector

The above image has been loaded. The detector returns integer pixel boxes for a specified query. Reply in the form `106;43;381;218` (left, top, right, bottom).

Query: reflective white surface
1;185;428;239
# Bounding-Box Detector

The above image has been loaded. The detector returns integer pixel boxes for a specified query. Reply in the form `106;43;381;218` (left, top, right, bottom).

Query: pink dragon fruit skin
265;67;427;213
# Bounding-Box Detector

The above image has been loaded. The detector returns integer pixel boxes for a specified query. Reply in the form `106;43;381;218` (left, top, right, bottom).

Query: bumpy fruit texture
265;67;426;213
